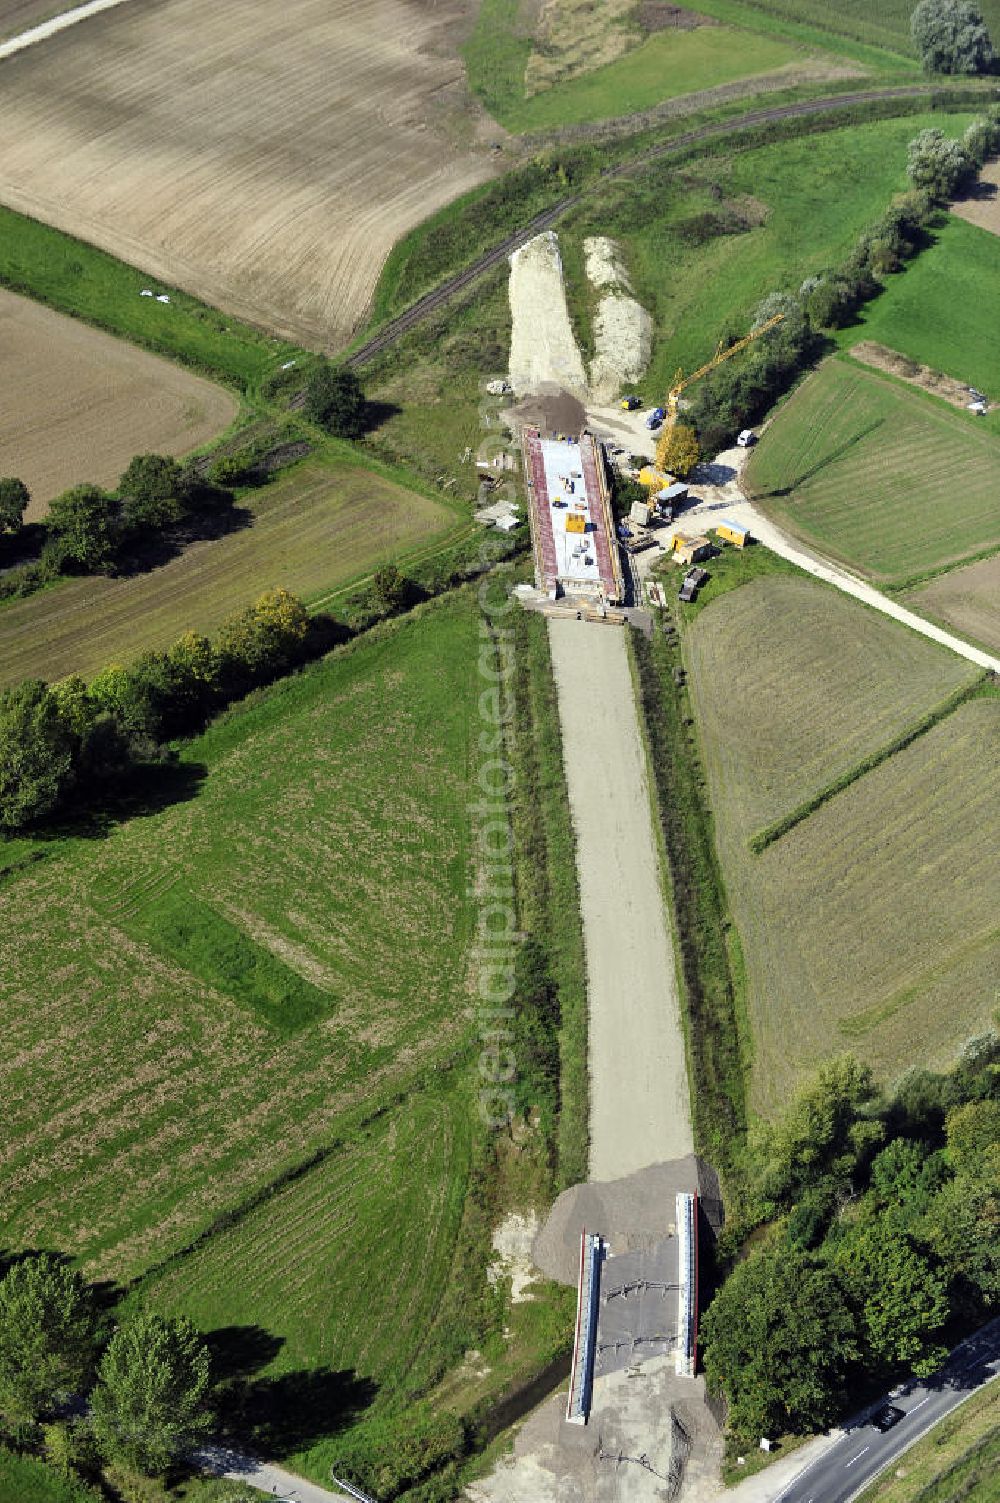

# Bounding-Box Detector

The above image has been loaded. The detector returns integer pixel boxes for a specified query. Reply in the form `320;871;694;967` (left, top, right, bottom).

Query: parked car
736;429;756;447
646;407;666;429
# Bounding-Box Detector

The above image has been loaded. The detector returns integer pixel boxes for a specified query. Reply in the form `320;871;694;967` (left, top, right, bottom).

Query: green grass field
0;595;478;1279
857;1383;1000;1503
140;1088;472;1390
840;214;1000;437
685;576;996;1111
606;112;977;392
0;452;462;686
746;359;1000;582
473;25;803;133
695;0;1000;58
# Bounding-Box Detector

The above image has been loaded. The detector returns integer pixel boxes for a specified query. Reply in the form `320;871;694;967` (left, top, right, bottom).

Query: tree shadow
362;398;402;434
113;503;253;578
218;1364;378;1457
30;761;208;844
206;1324;286;1384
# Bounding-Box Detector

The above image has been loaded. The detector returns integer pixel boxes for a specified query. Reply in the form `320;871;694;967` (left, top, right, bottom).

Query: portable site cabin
716;520;751;548
659;482;689;509
672;532;713;566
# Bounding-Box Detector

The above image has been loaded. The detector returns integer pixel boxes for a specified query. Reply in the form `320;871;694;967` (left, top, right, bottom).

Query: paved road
195;1444;348;1503
547;617;693;1180
767;1321;1000;1503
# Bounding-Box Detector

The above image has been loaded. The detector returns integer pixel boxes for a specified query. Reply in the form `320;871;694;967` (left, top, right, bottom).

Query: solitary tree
911;0;996;73
368;563;411;616
117;454;185;534
0;1255;100;1426
655;423;701;479
0;477;29;535
305;361;366;438
0;680;76;831
90;1313;212;1475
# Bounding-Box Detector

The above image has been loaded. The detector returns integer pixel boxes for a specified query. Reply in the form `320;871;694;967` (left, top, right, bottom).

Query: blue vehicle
646;407;666;429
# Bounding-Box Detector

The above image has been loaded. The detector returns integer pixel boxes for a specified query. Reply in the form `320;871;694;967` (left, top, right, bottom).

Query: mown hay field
0;0;494;349
907;553;1000;656
747;360;1000;582
0;288;238;519
141;1091;470;1388
841;215;1000;438
0;454;460;686
0;594;478;1280
686;577;997;1110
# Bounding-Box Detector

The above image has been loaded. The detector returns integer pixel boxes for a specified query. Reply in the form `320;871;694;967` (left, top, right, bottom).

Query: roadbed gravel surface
547;617;693;1180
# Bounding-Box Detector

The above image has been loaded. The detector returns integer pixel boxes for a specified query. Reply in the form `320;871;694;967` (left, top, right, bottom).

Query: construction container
673;533;713;566
716;520;751;548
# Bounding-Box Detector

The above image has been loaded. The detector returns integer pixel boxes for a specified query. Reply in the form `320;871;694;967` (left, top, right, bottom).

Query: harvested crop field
686;576;993;1109
907;552;1000;656
0;454;459;686
748;359;1000;582
0;288;238;519
0;594;478;1279
951;158;1000;237
0;0;494;348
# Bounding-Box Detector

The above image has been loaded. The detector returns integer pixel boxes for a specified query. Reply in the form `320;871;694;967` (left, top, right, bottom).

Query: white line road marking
908;1397;931;1414
844;1448;870;1468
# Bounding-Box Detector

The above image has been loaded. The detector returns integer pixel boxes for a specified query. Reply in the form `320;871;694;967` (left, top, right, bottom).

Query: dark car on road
872;1405;905;1432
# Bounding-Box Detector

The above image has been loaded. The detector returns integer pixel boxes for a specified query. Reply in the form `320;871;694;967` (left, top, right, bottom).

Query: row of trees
0;588;312;831
0;1254;211;1477
683;112;1000;454
702;1045;1000;1442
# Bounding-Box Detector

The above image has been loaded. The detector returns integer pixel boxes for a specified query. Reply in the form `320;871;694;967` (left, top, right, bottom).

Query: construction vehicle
620;395;642;411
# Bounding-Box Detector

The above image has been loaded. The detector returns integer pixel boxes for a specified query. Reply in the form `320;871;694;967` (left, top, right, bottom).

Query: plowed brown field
0;0;494;348
0;289;238;518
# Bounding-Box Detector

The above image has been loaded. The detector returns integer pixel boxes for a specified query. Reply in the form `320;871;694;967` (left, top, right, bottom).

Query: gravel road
547;617;693;1180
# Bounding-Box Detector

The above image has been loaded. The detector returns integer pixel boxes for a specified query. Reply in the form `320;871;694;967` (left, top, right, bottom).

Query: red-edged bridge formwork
675;1191;699;1378
566;1230;603;1425
522;426;623;606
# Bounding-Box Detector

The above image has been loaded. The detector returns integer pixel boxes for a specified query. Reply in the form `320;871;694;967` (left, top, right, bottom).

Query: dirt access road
547;617;693;1180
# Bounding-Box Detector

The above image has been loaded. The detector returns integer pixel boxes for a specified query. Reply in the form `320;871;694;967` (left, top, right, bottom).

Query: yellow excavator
643;312;786;489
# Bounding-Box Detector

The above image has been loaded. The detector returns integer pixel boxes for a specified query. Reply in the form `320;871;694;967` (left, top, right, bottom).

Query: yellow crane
634;314;786;508
663;313;785;433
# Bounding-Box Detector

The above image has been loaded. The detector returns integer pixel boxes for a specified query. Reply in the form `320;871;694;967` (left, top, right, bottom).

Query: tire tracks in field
348;85;985;368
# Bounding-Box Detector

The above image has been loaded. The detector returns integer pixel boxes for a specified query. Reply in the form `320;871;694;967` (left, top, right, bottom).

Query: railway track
348;84;988;369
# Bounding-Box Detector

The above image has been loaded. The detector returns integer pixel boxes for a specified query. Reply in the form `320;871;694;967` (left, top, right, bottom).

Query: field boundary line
748;673;990;854
0;0;133;60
